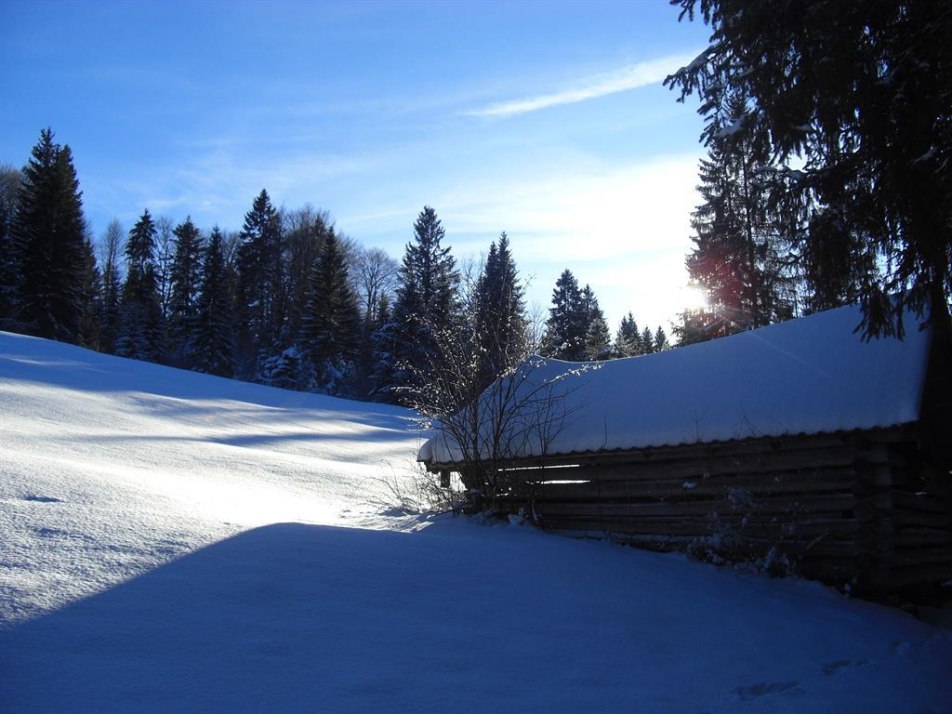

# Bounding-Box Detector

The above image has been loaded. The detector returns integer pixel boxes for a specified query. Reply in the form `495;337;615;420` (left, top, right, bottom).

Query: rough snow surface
0;331;423;623
422;304;932;463
2;331;950;713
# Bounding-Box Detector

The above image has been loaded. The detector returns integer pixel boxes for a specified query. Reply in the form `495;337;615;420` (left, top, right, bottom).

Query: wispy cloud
467;53;697;118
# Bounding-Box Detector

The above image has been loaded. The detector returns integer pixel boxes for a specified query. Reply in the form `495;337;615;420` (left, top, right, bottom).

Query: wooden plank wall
884;444;952;592
473;431;952;595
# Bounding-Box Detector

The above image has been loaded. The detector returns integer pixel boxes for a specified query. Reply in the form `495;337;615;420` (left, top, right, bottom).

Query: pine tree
0;164;21;325
541;270;587;360
97;219;124;354
379;206;460;403
354;291;391;397
667;0;952;337
192;226;235;377
282;206;333;343
474;232;527;382
654;325;670;351
236;189;283;374
641;326;655;354
580;284;611;360
117;209;164;361
801;205;873;313
259;346;311;392
298;229;361;392
76;234;101;349
614;312;643;357
672;307;721;346
12;129;91;343
167;217;204;366
684;92;796;336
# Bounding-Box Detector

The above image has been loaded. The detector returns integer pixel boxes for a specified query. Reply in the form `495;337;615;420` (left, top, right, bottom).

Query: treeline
0;129;670;406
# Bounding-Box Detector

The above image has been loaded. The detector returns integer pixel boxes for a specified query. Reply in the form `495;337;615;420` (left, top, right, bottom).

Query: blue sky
1;0;711;332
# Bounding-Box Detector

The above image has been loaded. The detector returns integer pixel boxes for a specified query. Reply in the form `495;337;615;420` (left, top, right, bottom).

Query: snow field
1;331;950;713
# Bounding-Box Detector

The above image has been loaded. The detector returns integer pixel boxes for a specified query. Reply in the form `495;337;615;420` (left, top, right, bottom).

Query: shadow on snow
3;522;950;714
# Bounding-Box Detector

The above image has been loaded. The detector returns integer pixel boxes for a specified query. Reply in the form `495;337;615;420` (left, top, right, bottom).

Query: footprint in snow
733;681;803;701
821;659;868;676
34;526;68;538
22;495;62;503
890;640;913;656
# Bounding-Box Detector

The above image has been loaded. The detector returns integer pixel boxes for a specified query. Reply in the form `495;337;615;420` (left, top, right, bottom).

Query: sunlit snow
422;304;932;463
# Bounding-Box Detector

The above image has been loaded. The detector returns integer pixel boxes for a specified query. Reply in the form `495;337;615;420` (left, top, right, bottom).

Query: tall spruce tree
236;189;283;373
0;164;21;325
282;205;333;344
672;307;720;346
641;326;655;354
474;232;527;383
167;217;204;365
667;0;952;337
192;226;235;377
298;229;361;392
540;269;587;360
685;91;796;337
117;209;164;361
12;129;92;343
614;312;643;357
580;284;611;360
376;206;460;403
76;233;101;349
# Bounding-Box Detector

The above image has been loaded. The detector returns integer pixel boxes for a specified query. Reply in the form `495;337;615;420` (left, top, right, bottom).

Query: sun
676;285;710;312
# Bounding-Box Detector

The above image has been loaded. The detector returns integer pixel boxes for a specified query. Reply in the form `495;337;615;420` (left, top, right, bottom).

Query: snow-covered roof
420;304;933;465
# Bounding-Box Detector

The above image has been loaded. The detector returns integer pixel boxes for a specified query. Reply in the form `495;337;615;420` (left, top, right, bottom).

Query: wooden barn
419;304;952;597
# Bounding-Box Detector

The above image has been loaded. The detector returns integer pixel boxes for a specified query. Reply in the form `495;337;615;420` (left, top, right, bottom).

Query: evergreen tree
0;164;21;325
378;206;460;403
641;326;655;354
667;0;952;337
282;205;333;344
614;312;643;357
580;284;611;360
192;226;235;377
672;307;722;346
685;92;796;336
474;232;527;383
12;129;91;343
540;269;587;360
801;204;874;313
168;217;204;365
654;325;670;351
298;229;361;392
259;346;311;392
117;209;164;361
354;291;391;397
236;189;283;374
76;234;101;349
97;219;124;354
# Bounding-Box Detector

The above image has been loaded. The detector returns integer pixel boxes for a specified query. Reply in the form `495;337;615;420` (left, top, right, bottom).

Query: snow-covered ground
1;331;950;713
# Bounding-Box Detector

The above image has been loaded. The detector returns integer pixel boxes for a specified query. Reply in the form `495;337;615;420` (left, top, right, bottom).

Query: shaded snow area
2;332;950;713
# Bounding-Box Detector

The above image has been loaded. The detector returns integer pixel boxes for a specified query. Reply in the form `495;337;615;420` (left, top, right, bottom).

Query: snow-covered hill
1;331;950;713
